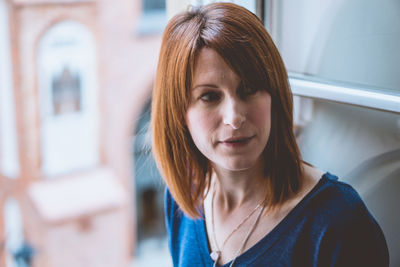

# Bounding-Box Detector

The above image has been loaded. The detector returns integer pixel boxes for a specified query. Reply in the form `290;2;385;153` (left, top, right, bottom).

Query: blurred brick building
0;0;163;266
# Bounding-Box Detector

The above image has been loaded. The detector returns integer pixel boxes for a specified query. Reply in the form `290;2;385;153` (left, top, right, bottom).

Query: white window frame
263;0;400;114
290;78;400;113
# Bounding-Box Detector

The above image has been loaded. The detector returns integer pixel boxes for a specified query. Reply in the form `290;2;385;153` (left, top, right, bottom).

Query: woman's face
186;48;271;173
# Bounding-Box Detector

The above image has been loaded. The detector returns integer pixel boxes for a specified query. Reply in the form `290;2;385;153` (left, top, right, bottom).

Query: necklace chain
210;184;264;266
227;204;265;267
211;189;261;252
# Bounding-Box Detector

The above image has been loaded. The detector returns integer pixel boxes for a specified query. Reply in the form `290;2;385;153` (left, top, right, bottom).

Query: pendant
210;251;220;261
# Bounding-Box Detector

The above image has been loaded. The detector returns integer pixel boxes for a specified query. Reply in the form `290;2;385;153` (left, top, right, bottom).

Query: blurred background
0;0;399;266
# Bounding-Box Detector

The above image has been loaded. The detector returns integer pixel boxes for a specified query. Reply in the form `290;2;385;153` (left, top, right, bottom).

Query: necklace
227;204;265;267
210;187;264;266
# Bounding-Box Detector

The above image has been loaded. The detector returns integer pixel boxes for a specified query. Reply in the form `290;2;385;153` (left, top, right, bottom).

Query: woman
151;3;388;267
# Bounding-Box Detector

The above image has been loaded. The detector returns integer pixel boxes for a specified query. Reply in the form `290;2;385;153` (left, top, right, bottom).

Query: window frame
261;0;400;113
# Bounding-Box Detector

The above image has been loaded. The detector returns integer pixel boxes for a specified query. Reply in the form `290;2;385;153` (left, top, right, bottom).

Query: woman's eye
238;87;258;99
246;88;258;96
200;92;220;102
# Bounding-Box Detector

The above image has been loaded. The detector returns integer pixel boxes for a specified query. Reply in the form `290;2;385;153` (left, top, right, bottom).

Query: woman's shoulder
165;188;182;218
302;172;389;266
302;164;363;206
164;188;182;226
318;172;366;209
297;164;369;222
301;169;377;229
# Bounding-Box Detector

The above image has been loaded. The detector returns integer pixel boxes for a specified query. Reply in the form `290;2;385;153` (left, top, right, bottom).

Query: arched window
37;21;99;177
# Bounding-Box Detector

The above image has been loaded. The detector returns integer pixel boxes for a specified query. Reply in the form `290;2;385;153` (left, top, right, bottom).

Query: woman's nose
222;97;245;129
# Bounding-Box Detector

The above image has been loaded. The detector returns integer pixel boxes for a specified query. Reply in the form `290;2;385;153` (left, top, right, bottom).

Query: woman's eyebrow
191;84;219;90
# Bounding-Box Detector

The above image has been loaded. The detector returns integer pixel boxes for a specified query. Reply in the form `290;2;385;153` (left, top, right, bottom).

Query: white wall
0;0;20;179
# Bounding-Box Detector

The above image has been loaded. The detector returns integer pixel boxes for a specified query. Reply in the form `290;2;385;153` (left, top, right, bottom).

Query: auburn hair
151;2;303;218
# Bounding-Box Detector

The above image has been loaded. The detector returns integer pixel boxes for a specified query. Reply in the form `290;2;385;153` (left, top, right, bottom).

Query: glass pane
52;66;82;115
143;0;166;12
138;0;166;35
271;0;400;94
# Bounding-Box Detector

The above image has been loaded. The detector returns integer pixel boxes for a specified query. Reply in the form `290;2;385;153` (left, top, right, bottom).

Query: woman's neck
211;161;266;213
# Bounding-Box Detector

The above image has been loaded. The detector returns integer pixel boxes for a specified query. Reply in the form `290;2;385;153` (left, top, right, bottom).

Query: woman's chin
214;158;262;173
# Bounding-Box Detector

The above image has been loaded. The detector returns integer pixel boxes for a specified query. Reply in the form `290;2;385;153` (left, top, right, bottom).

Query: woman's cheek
253;105;270;126
188;107;214;128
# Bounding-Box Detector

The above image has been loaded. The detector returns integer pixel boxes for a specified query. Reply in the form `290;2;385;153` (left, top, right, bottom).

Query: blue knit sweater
165;173;389;267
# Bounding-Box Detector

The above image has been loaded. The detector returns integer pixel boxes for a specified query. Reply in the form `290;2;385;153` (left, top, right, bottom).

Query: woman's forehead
192;48;239;86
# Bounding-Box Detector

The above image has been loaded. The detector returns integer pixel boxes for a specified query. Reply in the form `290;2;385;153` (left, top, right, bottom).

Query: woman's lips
220;136;254;147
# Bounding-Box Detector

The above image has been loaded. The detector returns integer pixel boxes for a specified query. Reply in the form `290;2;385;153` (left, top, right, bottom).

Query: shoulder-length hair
152;2;303;218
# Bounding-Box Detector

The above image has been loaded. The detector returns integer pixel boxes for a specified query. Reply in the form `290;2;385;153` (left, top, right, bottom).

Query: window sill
289;77;400;113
